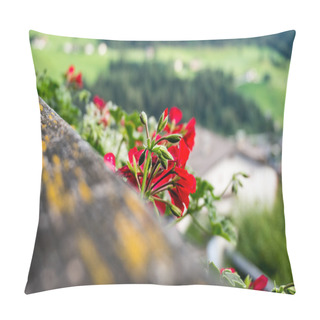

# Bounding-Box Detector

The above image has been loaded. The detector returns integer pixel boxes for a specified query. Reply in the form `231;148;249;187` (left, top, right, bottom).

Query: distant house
188;126;279;215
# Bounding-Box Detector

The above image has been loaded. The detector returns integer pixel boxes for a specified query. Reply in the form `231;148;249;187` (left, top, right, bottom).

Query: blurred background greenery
30;30;294;135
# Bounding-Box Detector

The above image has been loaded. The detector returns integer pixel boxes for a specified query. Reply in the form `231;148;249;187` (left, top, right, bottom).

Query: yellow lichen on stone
42;140;47;152
114;212;149;280
49;115;52;120
52;154;61;167
46;183;62;214
63;159;70;171
123;191;171;261
77;231;114;284
42;155;76;215
78;180;92;203
39;103;43;112
74;166;82;178
42;168;50;183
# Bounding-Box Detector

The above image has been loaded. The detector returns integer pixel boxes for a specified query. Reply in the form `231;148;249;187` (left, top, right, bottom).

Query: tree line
89;60;275;136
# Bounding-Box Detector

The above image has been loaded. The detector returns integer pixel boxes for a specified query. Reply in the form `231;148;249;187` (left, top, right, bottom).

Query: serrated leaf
221;270;246;288
208;261;221;280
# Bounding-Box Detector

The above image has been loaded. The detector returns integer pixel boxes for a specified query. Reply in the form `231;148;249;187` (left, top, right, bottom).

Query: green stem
140;152;151;198
115;137;125;160
283;283;295;290
167;212;189;228
146;160;160;191
150;181;174;196
218;178;233;199
150;167;174;190
190;213;211;235
151;199;160;219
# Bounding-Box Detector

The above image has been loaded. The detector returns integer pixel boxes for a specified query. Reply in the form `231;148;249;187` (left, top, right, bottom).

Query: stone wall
25;98;210;294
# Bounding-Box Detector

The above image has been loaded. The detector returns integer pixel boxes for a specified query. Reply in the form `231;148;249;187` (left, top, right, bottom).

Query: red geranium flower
183;117;196;151
117;147;148;189
168;138;190;169
67;65;75;76
75;73;83;88
165;107;196;151
169;106;183;123
93;95;106;110
249;275;268;291
65;65;83;89
104;153;116;172
151;140;195;215
104;132;196;218
168;167;196;213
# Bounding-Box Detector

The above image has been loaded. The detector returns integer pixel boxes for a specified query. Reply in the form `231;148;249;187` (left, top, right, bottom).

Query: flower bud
152;144;162;155
132;156;138;174
156;110;168;133
140;111;148;126
158;145;174;160
239;172;249;178
138;149;147;166
169;204;182;217
159;156;168;170
163;134;182;144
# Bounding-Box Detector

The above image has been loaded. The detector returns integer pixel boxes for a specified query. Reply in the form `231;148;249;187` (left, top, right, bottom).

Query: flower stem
151;199;160;219
218;178;233;199
151;168;174;190
115;137;125;161
150;181;174;196
146;160;160;191
167;212;189;228
140;151;151;198
190;213;211;235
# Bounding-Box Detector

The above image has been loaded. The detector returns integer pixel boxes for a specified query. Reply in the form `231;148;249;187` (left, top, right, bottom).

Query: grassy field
30;30;291;126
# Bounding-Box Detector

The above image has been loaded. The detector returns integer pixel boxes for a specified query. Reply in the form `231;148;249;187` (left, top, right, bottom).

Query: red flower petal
93;95;106;110
128;147;140;164
169;106;183;124
67;65;75;75
75;73;83;88
168;188;185;215
175;167;196;194
164;108;168;119
118;166;141;189
168;139;190;169
183;117;196;151
251;275;268;290
104;153;116;172
153;195;166;215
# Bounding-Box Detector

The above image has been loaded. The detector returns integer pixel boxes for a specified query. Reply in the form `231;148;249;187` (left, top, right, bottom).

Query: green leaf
208;261;221;280
109;107;124;124
125;122;136;149
221;270;246;288
78;89;91;103
244;275;252;288
190;177;214;200
125;112;142;128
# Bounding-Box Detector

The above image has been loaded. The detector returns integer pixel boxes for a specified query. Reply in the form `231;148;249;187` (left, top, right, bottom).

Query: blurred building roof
188;126;267;177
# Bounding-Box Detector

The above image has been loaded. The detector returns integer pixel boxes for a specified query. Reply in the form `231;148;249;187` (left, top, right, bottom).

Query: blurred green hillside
30;30;294;134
